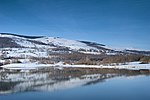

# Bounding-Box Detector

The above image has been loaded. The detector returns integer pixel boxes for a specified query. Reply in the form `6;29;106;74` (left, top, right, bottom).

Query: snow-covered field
1;61;150;71
0;63;53;70
2;48;49;58
62;62;150;70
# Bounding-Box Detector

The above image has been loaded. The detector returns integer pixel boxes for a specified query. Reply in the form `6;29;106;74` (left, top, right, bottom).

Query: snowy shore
0;62;150;71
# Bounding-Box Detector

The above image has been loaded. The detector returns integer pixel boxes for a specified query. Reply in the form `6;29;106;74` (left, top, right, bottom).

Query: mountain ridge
0;33;44;39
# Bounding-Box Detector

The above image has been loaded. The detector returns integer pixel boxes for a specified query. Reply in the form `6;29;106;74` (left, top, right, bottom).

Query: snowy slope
0;33;102;52
34;37;99;51
0;33;51;48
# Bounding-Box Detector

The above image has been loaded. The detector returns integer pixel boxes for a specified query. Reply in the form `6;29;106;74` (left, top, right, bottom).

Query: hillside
0;33;150;72
0;33;150;66
0;33;115;55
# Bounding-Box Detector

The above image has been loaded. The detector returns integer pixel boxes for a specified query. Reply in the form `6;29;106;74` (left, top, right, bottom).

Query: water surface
0;71;150;100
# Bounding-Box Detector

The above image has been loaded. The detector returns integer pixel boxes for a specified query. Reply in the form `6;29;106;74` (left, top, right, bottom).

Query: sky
0;0;150;50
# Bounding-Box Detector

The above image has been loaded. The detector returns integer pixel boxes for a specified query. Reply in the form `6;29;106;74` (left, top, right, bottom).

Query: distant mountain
124;49;150;55
0;33;44;39
0;33;150;58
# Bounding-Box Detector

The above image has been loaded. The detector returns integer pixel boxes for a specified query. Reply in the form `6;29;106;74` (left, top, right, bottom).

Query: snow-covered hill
0;33;99;50
0;33;111;56
0;33;150;58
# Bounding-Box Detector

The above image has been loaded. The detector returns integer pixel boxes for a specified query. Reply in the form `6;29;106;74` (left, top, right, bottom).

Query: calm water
0;72;150;100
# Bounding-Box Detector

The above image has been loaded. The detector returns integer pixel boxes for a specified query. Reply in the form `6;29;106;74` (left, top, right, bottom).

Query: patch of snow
60;62;150;70
1;63;53;70
106;52;117;55
19;59;31;63
79;51;101;55
2;48;49;58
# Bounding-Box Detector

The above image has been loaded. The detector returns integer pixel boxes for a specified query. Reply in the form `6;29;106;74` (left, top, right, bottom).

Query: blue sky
0;0;150;50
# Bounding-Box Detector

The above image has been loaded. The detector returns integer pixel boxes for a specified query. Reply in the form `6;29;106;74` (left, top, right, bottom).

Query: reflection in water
0;68;148;95
0;71;120;94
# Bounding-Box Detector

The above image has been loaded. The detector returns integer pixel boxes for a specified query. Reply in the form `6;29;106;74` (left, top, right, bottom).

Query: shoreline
0;61;150;69
0;64;150;75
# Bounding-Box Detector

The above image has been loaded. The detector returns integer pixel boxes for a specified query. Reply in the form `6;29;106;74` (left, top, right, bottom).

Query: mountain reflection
0;69;145;94
0;71;121;95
